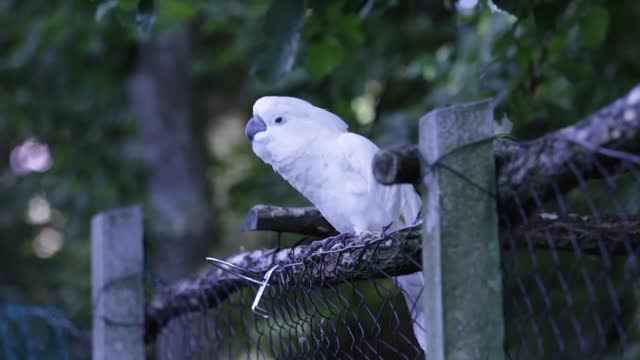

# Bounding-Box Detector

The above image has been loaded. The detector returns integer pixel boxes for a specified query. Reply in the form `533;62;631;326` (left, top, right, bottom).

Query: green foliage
302;4;364;79
304;40;343;79
579;5;609;47
96;0;155;34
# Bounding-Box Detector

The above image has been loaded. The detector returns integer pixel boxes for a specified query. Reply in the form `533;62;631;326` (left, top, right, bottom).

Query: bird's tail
400;184;421;225
396;185;427;353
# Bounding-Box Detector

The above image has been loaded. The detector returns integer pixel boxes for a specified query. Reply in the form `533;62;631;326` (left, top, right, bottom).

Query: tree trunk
126;28;215;284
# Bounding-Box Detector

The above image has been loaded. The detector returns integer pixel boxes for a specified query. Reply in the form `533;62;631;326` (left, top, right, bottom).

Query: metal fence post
91;205;144;360
420;100;504;359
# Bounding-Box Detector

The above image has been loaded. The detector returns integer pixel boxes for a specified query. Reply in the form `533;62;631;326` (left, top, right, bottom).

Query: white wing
400;185;421;225
335;132;404;232
337;132;380;195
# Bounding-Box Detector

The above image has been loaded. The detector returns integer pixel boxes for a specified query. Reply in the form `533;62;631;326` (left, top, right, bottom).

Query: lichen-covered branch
145;214;640;343
502;213;640;255
243;204;337;237
495;84;640;212
145;227;421;343
372;84;640;212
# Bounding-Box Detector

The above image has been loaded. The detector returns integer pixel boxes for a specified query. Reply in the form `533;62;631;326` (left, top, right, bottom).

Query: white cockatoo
245;96;426;352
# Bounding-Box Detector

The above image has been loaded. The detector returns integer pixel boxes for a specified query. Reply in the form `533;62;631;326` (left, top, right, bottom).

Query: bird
245;96;426;353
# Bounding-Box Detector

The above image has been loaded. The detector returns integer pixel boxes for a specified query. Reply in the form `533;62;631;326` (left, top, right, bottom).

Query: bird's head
245;96;348;165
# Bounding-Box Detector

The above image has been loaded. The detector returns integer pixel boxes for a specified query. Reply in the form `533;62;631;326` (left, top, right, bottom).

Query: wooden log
243;204;337;237
372;144;421;185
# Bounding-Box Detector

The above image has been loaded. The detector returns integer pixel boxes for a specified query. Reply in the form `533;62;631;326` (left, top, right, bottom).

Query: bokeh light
9;138;52;175
32;227;64;259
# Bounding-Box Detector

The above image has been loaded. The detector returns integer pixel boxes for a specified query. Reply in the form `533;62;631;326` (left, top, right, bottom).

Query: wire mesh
148;228;425;359
501;142;640;359
145;139;640;359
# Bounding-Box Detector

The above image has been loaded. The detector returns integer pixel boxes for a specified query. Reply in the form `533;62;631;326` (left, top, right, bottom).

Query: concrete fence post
91;205;144;360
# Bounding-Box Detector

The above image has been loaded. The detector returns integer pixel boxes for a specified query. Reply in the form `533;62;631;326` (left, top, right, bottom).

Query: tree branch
494;84;640;212
502;213;640;255
372;144;422;185
373;84;640;210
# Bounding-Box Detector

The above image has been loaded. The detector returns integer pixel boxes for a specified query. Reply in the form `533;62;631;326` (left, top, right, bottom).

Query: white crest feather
254;96;349;132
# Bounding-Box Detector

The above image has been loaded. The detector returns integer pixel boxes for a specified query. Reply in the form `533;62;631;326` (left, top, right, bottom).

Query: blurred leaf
253;0;307;84
6;21;43;69
533;2;564;30
303;14;323;39
157;0;196;21
138;0;154;12
115;8;138;28
253;32;301;83
335;15;364;47
490;0;526;17
633;2;640;17
135;0;155;33
264;0;306;39
95;0;118;21
304;39;343;79
548;34;566;55
118;0;139;12
579;5;609;47
135;12;156;34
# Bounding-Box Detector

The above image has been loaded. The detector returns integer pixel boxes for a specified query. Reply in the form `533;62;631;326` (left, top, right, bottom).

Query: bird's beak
245;116;267;142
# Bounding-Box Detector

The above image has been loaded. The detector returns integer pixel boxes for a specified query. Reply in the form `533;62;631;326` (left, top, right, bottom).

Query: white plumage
246;96;427;352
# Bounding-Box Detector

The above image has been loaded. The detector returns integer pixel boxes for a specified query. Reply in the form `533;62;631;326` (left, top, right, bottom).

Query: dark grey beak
245;116;267;142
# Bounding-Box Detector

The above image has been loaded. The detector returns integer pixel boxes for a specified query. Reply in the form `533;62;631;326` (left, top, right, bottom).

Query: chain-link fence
501;142;640;359
146;225;425;359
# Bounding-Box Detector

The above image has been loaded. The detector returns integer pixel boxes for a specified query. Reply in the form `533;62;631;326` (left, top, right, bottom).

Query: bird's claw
300;232;351;259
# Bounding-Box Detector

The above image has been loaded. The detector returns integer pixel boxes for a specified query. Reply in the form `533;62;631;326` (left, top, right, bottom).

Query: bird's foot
357;222;394;240
300;232;352;259
381;221;395;236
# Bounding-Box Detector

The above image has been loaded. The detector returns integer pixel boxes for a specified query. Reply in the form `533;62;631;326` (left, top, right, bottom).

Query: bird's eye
274;116;284;124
